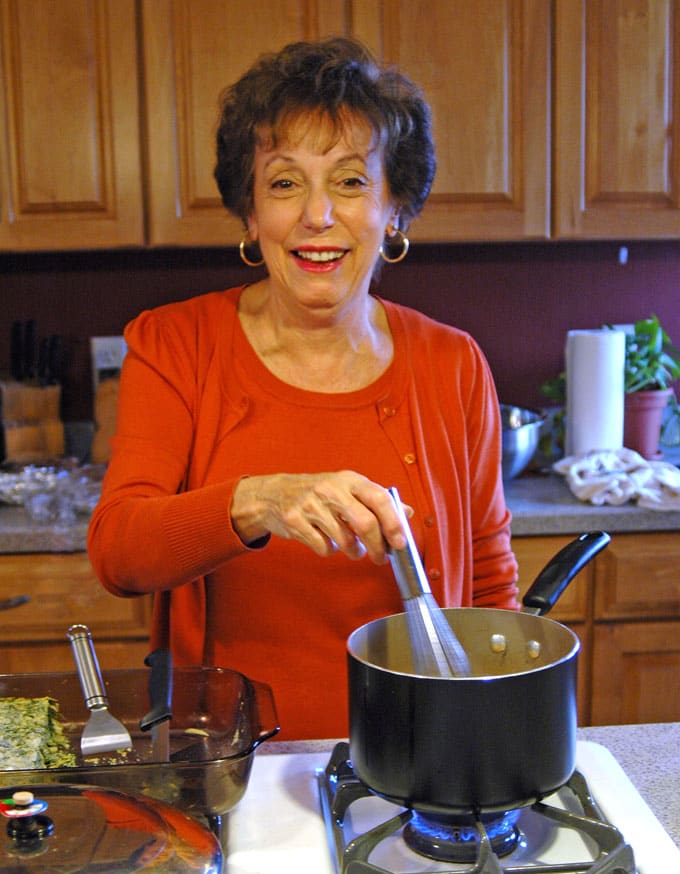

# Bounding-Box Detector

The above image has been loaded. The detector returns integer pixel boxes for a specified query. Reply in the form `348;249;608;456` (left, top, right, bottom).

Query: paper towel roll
565;329;626;455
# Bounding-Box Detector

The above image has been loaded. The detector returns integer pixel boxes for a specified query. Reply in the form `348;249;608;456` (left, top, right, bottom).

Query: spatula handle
67;624;107;710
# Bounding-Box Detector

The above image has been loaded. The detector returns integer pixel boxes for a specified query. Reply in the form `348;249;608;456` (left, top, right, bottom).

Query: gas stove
225;741;680;873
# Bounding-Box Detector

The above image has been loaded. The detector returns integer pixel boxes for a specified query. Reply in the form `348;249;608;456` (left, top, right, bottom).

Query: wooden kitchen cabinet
4;0;680;251
0;552;152;673
352;0;551;242
554;0;680;238
142;0;551;246
591;533;680;724
0;0;144;251
143;0;679;245
513;531;680;727
141;0;350;246
591;621;680;724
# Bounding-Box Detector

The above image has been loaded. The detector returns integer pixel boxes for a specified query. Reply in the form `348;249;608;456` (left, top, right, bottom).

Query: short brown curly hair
214;37;436;231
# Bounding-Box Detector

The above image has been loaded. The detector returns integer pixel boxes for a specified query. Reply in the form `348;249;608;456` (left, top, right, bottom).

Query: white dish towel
553;448;680;510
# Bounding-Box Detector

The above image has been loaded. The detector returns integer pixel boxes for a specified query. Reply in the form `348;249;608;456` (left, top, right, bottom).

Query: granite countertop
506;444;680;536
506;472;680;536
578;722;680;847
0;446;678;552
0;504;89;552
260;722;680;849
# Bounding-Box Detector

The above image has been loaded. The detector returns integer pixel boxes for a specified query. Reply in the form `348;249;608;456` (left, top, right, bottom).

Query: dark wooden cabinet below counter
513;532;680;727
0;552;152;673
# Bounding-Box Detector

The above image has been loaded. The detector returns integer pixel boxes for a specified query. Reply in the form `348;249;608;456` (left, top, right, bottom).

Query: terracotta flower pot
623;388;673;459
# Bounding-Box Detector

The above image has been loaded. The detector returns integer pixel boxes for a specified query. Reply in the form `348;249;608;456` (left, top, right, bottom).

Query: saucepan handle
522;530;611;616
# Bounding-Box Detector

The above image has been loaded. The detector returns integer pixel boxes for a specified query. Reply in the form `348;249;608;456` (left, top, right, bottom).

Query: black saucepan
347;531;610;815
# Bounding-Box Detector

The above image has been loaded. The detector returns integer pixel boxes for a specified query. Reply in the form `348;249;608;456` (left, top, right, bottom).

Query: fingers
231;472;411;563
325;478;408;561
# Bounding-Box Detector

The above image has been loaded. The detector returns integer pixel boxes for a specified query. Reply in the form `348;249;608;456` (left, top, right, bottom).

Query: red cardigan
88;287;518;739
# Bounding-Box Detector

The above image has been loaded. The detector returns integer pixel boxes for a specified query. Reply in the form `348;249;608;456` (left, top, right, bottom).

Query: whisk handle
387;486;432;600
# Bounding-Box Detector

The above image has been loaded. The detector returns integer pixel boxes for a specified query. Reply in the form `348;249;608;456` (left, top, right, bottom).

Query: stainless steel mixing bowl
500;404;546;480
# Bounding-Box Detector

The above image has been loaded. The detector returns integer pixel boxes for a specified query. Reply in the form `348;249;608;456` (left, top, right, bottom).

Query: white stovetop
226;741;680;874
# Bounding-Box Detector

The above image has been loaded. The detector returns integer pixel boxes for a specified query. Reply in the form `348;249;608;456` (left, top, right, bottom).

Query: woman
88;37;518;740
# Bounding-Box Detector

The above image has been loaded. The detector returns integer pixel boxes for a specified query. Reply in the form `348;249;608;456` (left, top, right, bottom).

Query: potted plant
614;314;680;459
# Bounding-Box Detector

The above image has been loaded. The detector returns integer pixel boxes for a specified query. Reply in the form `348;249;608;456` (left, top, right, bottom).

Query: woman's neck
238;282;393;392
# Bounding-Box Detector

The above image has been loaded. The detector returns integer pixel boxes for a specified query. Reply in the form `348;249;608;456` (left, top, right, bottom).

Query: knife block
0;380;64;462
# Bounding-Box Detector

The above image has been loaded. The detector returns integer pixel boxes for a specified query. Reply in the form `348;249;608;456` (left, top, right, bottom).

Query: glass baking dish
0;666;279;833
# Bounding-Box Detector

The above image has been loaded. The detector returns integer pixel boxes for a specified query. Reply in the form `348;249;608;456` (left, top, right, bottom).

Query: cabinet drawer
512;535;591;622
0;553;151;642
591;621;680;725
0;640;152;674
594;533;680;620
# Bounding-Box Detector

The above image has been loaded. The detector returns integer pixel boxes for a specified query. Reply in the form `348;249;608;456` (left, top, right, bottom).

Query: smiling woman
87;37;519;740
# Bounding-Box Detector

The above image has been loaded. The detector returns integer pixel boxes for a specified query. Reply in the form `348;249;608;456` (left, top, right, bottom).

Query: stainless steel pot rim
347;607;580;680
346;651;579;681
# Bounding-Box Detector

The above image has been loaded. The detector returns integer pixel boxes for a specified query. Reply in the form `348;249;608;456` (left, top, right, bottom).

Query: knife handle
22;319;36;382
67;624;108;710
47;334;62;385
140;648;173;731
10;321;23;381
37;338;49;386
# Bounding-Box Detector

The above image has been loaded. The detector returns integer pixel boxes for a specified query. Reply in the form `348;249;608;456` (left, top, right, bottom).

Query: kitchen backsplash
1;239;679;422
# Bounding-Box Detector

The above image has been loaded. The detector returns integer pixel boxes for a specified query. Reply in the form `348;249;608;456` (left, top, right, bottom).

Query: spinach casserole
0;697;76;769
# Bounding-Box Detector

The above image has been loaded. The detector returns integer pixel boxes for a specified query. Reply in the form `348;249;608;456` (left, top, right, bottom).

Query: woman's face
247;112;397;319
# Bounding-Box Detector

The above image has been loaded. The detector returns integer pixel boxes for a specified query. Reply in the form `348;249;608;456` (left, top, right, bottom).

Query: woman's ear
246;213;258;241
388;208;402;234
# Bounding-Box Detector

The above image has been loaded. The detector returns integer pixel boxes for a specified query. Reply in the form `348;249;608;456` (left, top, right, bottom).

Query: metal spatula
67;624;132;755
387;487;472;678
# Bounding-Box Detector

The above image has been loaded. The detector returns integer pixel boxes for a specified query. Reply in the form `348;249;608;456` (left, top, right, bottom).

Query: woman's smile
292;245;348;271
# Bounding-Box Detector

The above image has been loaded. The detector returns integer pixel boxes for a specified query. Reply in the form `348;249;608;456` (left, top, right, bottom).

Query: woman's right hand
231;471;409;564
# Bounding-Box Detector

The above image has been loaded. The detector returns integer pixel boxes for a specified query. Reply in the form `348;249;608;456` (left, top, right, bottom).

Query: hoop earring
379;229;409;264
239;234;265;267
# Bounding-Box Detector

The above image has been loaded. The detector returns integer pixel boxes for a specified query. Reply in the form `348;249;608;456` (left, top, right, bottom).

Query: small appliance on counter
89;335;126;463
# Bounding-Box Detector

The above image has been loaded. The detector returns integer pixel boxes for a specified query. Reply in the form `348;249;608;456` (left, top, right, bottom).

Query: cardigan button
424;515;435;527
382;406;396;417
428;568;441;581
403;453;416;464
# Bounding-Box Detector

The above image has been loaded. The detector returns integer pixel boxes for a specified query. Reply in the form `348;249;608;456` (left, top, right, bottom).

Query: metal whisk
387;487;471;678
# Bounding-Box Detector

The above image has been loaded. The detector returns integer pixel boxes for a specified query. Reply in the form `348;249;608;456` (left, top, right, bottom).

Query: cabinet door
0;0;144;250
142;0;348;246
554;0;680;238
590;532;680;724
353;0;550;241
593;532;680;620
0;553;152;672
591;622;680;724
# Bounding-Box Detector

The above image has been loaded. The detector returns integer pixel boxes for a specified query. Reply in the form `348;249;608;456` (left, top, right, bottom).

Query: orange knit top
87;287;518;739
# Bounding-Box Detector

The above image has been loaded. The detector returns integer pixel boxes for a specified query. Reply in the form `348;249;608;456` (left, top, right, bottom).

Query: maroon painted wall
1;239;679;421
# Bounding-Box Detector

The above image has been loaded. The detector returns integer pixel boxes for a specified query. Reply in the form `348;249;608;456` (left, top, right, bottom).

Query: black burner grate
317;742;636;874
